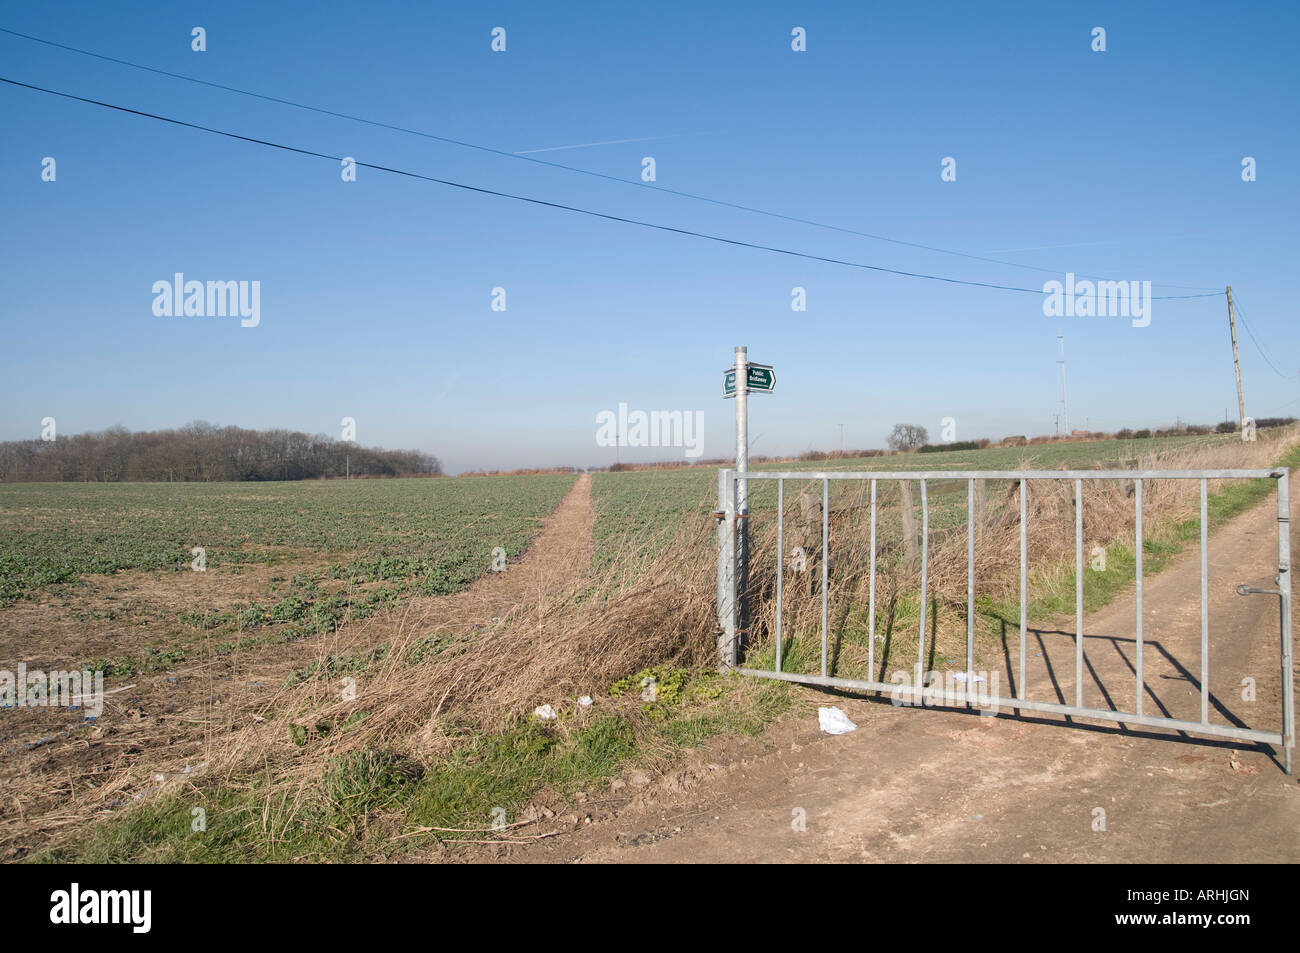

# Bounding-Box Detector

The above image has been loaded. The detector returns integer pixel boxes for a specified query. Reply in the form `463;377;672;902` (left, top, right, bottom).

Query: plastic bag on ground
818;706;857;735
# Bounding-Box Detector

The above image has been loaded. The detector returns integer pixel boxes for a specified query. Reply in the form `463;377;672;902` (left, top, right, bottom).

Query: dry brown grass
246;519;715;764
6;510;718;857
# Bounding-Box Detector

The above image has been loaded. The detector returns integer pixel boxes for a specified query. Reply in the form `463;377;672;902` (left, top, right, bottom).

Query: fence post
1278;469;1294;775
900;480;918;568
717;468;738;670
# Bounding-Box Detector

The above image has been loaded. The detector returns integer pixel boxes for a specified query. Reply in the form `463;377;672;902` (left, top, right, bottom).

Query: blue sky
2;1;1297;472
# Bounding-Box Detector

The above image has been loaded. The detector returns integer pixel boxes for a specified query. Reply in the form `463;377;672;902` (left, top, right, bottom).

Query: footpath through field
494;486;1300;864
376;471;594;640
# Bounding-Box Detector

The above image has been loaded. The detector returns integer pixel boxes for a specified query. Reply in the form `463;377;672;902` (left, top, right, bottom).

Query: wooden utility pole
1227;286;1246;431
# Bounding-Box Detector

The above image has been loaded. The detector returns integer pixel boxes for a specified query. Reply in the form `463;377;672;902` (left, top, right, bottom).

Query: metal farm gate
715;467;1296;774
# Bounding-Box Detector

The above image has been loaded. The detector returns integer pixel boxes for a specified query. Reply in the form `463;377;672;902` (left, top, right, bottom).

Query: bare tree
887;423;929;452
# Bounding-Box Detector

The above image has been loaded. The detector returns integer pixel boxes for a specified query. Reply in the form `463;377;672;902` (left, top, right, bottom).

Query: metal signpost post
718;346;775;668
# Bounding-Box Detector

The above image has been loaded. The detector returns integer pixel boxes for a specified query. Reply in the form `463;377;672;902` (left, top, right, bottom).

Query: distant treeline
0;423;442;482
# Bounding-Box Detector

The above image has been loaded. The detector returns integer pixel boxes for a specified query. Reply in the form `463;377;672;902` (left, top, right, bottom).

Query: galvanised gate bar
715;467;1295;774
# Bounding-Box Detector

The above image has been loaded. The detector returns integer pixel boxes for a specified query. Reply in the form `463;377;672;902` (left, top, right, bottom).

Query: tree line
0;422;442;482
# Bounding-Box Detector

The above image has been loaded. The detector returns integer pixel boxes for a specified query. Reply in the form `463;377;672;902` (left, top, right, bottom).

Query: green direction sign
723;363;776;398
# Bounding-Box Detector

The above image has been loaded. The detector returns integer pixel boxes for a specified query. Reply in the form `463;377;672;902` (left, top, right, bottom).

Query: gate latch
1236;576;1283;597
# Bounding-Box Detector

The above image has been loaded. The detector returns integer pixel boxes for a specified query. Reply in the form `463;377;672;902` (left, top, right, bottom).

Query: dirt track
493;487;1300;864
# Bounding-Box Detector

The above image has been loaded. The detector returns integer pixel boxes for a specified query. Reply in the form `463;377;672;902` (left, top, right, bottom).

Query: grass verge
33;670;791;862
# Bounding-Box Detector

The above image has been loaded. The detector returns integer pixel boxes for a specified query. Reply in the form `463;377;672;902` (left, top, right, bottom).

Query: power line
1230;291;1288;378
1;75;1230;301
0;25;1222;293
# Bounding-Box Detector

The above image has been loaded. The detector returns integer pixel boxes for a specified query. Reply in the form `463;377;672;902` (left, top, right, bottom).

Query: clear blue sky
2;1;1297;472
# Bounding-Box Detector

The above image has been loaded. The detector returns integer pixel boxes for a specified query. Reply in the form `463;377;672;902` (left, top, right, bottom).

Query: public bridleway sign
723;363;775;398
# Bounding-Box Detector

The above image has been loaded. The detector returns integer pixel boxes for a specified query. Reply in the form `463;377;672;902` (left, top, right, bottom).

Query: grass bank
36;671;790;862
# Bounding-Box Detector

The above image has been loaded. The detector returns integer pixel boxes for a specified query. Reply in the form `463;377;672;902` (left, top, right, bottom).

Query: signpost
720;346;774;668
723;363;775;398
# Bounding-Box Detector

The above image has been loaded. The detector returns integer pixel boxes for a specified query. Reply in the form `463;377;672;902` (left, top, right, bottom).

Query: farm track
0;474;594;859
465;488;1300;864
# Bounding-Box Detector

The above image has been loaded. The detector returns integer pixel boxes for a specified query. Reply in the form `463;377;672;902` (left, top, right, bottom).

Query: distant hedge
919;441;980;453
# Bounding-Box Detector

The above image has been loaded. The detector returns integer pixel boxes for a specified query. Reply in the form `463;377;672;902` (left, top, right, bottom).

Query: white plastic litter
953;672;986;683
818;706;857;735
577;695;593;708
533;704;557;720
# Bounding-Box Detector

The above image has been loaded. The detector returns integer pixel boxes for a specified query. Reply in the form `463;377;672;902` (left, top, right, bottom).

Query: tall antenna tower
1056;330;1069;436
